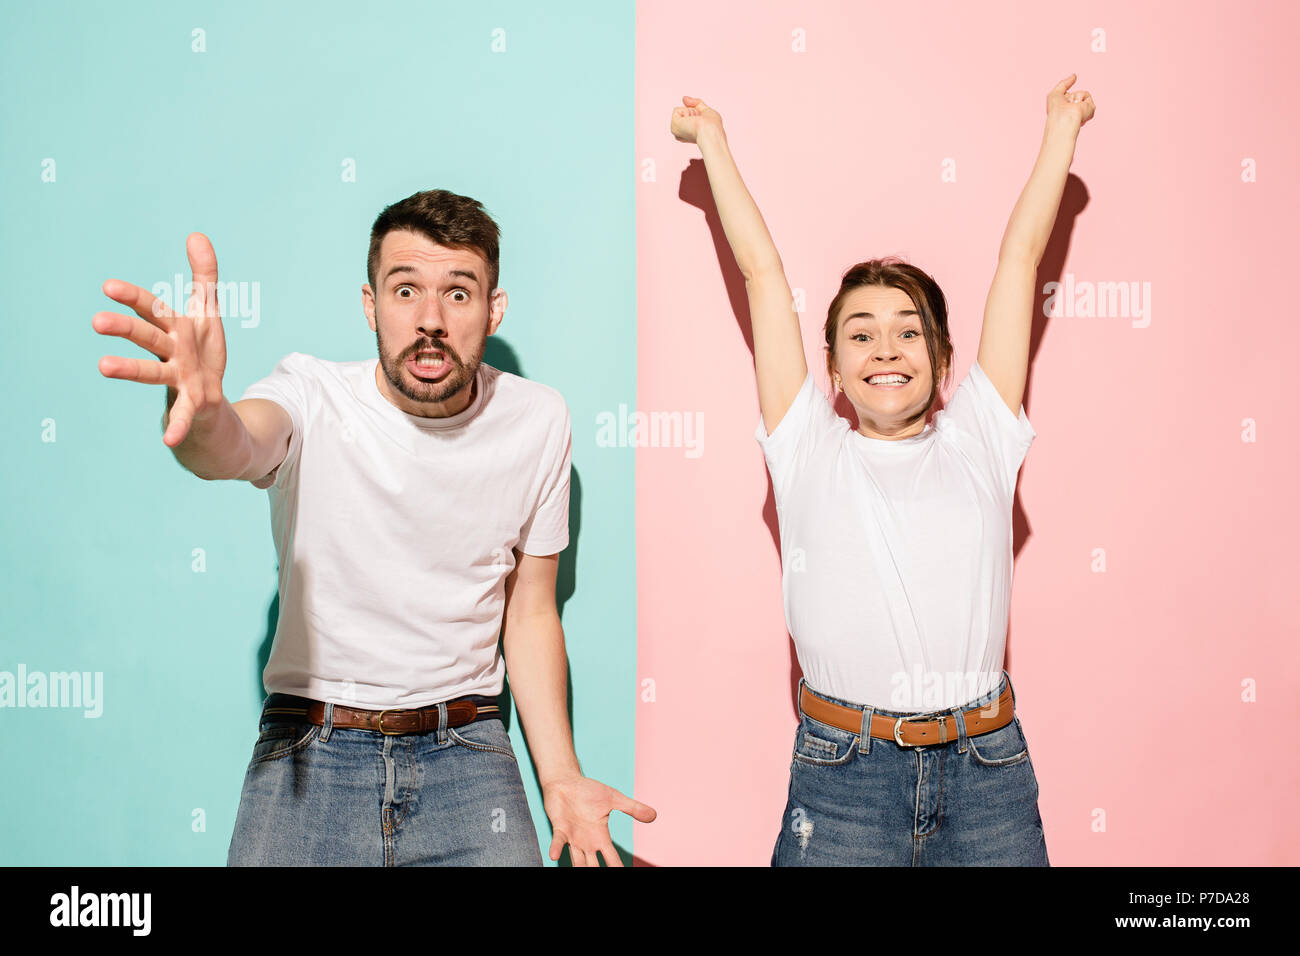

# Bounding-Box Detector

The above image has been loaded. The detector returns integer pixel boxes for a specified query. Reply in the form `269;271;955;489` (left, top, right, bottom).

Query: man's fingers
548;831;565;862
102;279;175;330
186;232;220;319
97;354;172;386
599;843;624;867
611;791;658;824
92;311;174;360
163;394;192;448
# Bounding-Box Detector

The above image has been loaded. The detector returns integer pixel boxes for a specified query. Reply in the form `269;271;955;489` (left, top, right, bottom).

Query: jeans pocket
249;719;320;765
447;719;517;761
967;715;1030;767
791;716;859;767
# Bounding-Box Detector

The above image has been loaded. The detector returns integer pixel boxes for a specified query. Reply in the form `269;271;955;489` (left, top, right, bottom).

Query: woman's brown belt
799;682;1015;747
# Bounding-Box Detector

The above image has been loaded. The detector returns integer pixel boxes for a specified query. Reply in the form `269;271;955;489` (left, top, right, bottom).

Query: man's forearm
166;391;253;481
501;611;582;787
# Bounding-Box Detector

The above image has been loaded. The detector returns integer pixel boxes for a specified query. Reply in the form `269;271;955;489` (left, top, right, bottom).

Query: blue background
0;0;635;865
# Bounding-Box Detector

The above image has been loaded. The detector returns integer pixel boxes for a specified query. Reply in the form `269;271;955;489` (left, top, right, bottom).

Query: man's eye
450;290;468;302
396;286;413;298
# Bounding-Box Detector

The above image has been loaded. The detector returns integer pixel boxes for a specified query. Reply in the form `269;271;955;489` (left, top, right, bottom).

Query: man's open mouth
407;350;452;377
411;350;447;367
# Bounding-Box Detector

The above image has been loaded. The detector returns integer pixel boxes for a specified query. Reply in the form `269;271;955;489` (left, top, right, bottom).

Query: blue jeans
771;670;1050;866
227;695;542;866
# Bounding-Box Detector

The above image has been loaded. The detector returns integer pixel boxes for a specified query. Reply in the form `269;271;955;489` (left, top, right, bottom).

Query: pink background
634;0;1299;865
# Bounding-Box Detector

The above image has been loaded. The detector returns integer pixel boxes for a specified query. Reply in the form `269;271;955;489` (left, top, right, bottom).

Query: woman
669;75;1095;866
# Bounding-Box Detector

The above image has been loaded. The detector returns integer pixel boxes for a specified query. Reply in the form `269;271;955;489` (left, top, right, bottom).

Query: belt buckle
376;709;403;736
893;713;932;748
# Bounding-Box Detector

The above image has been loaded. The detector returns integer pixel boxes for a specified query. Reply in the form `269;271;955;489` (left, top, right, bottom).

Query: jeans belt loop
954;703;969;754
320;702;334;742
859;704;874;755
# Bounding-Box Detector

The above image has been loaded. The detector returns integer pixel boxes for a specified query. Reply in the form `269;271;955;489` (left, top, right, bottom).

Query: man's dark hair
367;189;501;295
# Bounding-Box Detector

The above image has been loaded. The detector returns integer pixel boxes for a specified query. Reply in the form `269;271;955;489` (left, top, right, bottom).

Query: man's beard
375;324;480;406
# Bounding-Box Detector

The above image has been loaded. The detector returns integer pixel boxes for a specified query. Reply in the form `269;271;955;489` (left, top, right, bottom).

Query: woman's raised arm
671;96;808;434
978;74;1097;414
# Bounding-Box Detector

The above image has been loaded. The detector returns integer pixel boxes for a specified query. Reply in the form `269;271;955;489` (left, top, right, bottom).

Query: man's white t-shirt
754;360;1035;713
239;352;571;709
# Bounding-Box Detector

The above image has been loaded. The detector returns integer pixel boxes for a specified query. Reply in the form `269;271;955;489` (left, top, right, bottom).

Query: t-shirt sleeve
238;352;311;490
517;399;572;556
753;371;843;503
939;359;1036;498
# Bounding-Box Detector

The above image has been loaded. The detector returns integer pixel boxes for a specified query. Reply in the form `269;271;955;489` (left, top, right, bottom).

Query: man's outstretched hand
94;232;229;448
542;774;657;867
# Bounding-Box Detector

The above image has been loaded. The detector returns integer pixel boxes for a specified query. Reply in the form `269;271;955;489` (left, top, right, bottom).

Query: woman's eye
852;333;869;342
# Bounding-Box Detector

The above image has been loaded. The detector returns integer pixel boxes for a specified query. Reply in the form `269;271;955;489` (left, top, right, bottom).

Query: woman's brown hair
824;257;954;415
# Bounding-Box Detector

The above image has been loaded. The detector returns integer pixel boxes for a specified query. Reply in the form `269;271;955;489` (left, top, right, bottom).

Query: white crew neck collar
851;420;935;448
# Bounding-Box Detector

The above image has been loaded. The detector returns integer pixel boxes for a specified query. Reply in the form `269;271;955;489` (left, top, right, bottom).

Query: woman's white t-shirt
239;352;572;709
754;360;1035;713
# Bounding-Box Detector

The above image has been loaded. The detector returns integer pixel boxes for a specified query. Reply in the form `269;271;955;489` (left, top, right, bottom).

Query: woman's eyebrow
844;309;920;321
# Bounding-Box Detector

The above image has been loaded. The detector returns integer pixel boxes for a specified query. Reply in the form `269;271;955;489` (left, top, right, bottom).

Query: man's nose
415;303;448;338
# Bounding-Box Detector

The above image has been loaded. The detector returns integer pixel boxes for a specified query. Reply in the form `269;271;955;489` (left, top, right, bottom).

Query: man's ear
487;287;507;336
362;284;377;332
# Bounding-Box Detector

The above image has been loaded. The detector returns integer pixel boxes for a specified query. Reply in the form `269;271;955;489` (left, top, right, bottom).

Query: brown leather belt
263;692;499;736
799;681;1015;748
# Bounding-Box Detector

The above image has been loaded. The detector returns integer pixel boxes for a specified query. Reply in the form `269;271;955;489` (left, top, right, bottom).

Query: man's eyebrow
843;309;920;321
383;264;420;283
384;264;481;287
445;268;480;287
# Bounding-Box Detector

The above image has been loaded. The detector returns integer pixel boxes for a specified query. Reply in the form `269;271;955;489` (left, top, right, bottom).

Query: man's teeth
867;374;909;384
414;353;445;366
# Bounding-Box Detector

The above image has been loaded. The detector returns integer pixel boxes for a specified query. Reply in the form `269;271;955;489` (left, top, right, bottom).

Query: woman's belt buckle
893;712;933;748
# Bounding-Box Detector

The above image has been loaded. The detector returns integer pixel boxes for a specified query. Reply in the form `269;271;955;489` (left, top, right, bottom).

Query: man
93;188;653;866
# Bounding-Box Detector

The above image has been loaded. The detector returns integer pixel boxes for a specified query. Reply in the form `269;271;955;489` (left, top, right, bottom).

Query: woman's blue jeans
227;695;543;866
772;670;1050;866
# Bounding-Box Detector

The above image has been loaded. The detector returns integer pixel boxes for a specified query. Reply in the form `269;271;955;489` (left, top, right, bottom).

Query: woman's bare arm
978;74;1096;414
671;96;808;433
